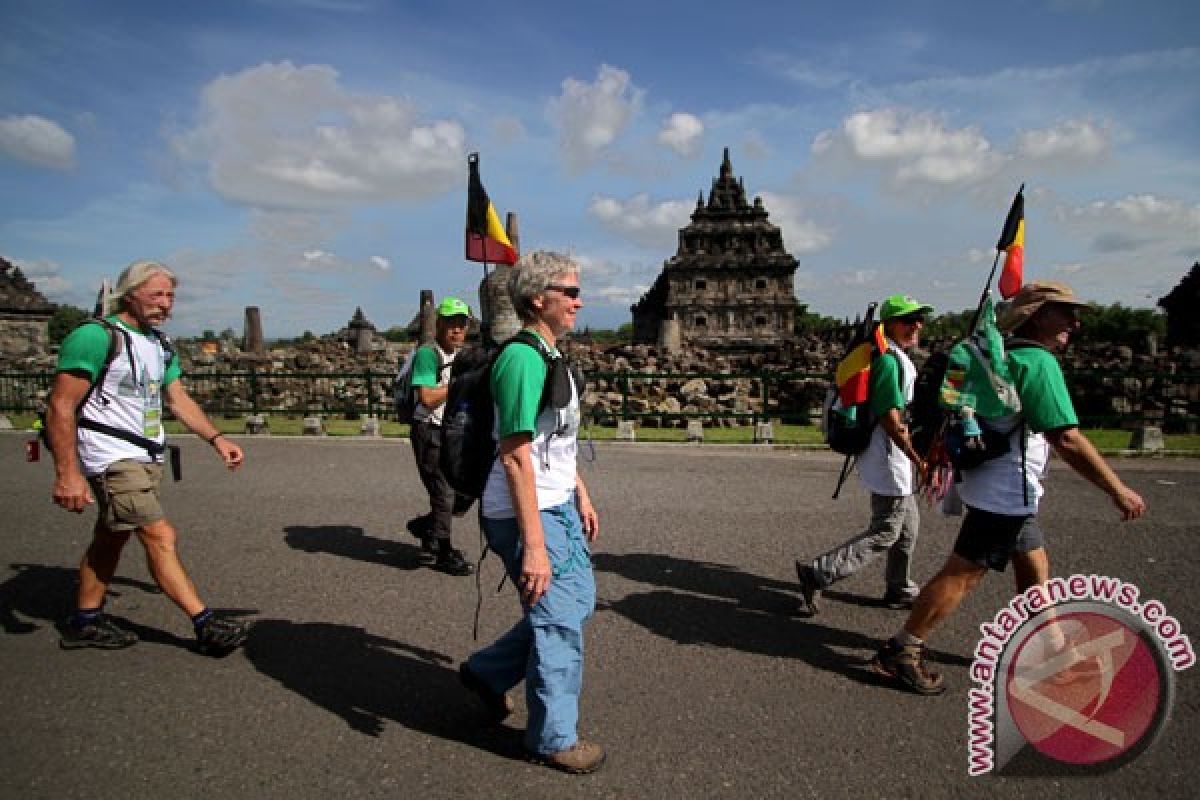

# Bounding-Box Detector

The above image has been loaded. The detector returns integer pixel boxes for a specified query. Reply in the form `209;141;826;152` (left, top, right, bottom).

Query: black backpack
394;346;445;424
825;348;898;457
439;331;555;500
909;350;950;457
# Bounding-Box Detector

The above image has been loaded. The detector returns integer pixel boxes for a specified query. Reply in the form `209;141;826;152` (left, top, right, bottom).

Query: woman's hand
520;545;553;606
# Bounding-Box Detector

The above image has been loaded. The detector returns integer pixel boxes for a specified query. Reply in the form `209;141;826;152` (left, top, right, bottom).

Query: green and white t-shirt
56;317;181;476
481;332;580;519
957;345;1079;514
856;342;917;497
409;342;456;425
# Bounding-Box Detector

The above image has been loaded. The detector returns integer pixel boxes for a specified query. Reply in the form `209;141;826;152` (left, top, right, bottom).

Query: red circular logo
1005;611;1164;766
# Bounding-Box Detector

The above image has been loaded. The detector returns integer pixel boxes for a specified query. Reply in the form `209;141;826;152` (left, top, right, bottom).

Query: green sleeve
1012;349;1078;432
164;354;182;386
410;346;439;387
490;343;548;438
55;322;111;381
869;352;905;416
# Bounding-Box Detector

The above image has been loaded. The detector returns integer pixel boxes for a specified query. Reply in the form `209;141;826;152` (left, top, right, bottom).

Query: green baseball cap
880;293;934;320
436;296;470;317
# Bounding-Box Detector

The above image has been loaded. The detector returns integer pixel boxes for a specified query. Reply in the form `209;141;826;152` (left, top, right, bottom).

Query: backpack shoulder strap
506;329;556;364
77;318;130;412
149;327;176;370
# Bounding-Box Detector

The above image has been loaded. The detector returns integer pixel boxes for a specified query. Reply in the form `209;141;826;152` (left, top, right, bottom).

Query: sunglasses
896;313;926;325
545;284;582;299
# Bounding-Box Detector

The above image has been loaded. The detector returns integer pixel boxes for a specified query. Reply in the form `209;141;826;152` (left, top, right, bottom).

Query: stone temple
630;148;799;351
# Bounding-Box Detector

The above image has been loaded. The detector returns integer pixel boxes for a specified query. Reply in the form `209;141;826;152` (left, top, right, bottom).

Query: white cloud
587;193;692;249
172;61;465;209
1015;119;1110;161
571;252;656;308
370;255;390;271
547;64;644;172
657;112;704;157
11;256;73;297
0;114;76;170
813;108;1004;187
758;192;834;254
1063;194;1200;232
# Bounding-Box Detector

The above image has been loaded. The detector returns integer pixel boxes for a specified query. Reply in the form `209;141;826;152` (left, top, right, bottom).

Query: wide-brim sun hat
880;293;935;320
436;296;471;317
998;281;1086;333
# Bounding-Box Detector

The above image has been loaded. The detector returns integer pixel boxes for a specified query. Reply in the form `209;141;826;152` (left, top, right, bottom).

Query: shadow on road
243;619;526;759
0;562;159;635
0;562;255;651
283;525;426;570
593;552;968;682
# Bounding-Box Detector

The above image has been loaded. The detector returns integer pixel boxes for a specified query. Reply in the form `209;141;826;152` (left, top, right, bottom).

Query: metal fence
4;367;1197;432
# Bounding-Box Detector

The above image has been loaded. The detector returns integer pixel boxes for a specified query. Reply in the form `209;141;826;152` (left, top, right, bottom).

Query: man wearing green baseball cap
406;296;473;575
796;292;934;618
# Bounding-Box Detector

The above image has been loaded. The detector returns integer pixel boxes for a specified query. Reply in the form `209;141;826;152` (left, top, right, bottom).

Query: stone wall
0;315;51;362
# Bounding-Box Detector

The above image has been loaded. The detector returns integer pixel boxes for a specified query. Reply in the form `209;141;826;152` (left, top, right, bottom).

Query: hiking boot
406;515;437;563
794;562;820;618
195;614;248;657
433;546;474;576
59;615;137;650
870;637;946;696
881;589;916;610
459;662;514;722
529;740;606;775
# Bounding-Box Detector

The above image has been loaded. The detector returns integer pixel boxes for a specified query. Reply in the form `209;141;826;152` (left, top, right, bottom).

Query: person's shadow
592;552;969;683
283;525;427;570
243;618;525;758
0;562;250;652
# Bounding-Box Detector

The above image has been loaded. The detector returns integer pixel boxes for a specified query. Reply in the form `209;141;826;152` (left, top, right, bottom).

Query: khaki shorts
87;460;166;533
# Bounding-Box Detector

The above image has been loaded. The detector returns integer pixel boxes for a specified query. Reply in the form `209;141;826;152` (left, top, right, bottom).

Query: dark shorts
952;506;1045;572
86;460;166;533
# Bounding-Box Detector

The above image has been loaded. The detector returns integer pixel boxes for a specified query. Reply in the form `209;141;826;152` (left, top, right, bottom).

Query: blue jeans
466;501;595;755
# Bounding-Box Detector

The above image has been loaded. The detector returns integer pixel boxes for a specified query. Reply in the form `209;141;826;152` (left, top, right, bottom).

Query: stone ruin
630;148;799;353
0;256;55;363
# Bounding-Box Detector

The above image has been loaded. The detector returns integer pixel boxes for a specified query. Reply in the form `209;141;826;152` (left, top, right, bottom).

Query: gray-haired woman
459;252;604;774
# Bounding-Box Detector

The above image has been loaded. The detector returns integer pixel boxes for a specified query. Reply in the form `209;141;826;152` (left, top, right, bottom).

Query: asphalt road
1;434;1197;799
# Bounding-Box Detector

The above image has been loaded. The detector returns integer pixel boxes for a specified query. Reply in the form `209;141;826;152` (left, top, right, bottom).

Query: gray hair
115;260;177;309
507;250;579;322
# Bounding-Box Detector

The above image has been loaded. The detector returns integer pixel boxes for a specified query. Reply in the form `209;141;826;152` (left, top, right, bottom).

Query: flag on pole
996;186;1025;300
465;153;518;265
835;323;889;410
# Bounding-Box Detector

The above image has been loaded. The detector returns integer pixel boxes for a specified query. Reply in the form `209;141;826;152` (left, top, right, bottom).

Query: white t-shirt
855;343;917;497
481;338;580;519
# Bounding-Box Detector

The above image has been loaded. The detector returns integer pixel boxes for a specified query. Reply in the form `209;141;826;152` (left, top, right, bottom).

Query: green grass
5;411;1197;452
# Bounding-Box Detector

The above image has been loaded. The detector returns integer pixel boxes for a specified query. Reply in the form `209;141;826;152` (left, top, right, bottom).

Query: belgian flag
996;186;1025;300
465;153;518;265
836;322;889;411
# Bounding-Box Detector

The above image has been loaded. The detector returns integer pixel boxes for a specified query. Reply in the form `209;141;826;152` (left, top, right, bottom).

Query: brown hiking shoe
870;638;946;696
530;740;606;774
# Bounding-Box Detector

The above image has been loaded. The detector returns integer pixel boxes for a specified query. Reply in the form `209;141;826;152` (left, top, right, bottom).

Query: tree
1078;303;1165;346
47;304;91;345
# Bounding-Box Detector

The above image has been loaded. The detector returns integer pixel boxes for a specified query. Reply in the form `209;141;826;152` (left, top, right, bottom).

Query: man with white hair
46;260;249;656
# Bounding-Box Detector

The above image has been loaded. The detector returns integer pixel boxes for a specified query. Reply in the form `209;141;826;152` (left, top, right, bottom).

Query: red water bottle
26;439;40;462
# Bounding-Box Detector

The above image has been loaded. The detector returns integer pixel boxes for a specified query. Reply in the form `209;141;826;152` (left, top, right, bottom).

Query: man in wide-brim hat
870;281;1148;696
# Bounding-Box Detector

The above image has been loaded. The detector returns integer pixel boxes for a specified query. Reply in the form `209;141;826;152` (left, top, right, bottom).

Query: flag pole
968;182;1024;333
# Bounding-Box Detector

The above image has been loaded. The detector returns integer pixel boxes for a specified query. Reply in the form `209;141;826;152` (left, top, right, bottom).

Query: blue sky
2;0;1198;336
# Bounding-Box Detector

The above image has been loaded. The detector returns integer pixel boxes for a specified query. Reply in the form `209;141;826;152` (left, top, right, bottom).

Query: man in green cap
795;293;934;617
406;296;473;575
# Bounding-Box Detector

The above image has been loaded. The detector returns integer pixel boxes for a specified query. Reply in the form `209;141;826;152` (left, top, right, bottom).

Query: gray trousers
808;493;920;596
